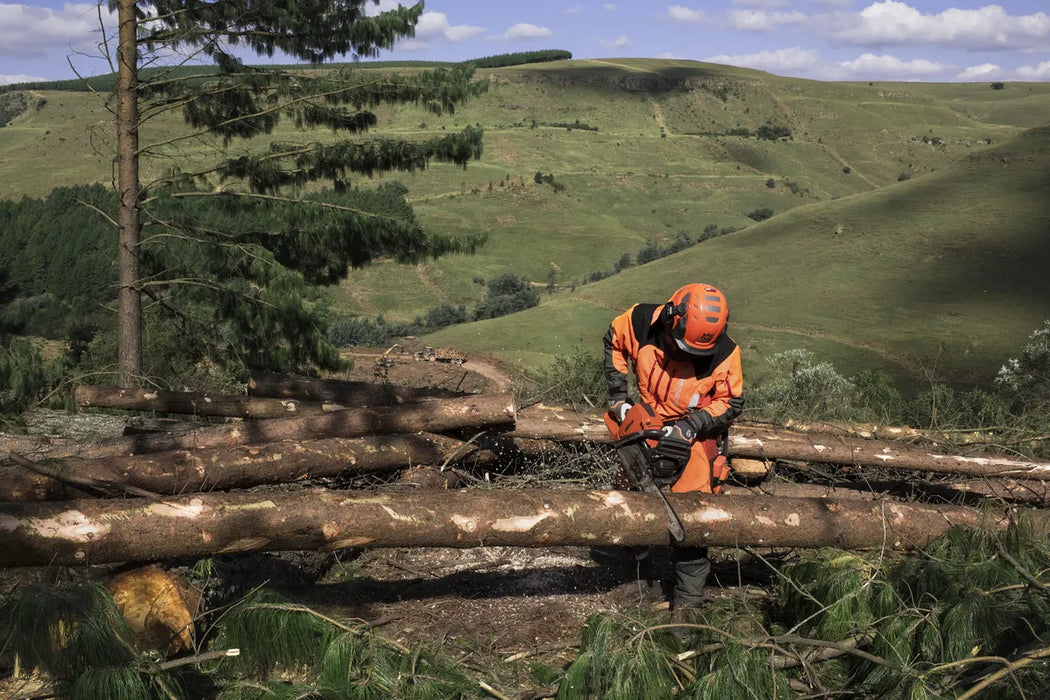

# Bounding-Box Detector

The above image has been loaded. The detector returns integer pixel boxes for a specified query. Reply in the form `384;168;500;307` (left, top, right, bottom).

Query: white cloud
955;63;1002;81
666;5;708;23
599;35;631;49
1018;61;1050;79
604;4;617;11
563;4;584;14
838;52;948;77
504;23;553;40
0;2;113;57
415;12;485;43
705;47;821;73
828;1;1050;51
726;9;806;31
0;73;47;86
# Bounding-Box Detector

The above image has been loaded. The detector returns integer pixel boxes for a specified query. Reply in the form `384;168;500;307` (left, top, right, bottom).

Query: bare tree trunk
1;433;485;502
66;393;515;457
248;372;460;405
1;488;1039;567
115;0;141;387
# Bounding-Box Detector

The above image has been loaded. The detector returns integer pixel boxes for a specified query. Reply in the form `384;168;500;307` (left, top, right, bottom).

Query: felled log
510;406;1050;482
1;488;1042;567
248;371;461;405
65;393;515;458
731;429;1050;482
75;385;328;419
0;433;484;502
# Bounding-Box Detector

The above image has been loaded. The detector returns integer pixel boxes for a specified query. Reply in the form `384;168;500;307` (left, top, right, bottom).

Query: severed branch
8;452;161;499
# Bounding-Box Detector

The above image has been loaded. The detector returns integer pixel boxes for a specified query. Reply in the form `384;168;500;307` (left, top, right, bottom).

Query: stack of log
2;373;1049;569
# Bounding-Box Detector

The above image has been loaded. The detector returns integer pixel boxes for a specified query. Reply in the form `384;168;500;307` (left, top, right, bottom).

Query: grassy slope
2;59;1048;388
426;125;1050;389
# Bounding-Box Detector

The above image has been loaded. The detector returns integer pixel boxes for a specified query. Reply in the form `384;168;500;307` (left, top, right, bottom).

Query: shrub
765;178;776;188
897;171;912;181
749;349;855;422
747;208;774;222
530;348;608;409
991;81;1005;90
995;320;1050;410
327;316;420;347
424;304;467;329
634;239;662;265
473;273;540;321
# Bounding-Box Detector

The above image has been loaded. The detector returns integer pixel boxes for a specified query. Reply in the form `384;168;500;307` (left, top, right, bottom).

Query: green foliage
559;610;679;699
473;273;540;320
328;315;421;348
749;349;855;421
0;91;29;125
468;50;573;68
996;319;1050;410
756;123;792;140
0;336;73;416
212;590;476;699
746;207;774;222
898;171;913;181
529;348;608;409
425;303;468;329
1;582;150;696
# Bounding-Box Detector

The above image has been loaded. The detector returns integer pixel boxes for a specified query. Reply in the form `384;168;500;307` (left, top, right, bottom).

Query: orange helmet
666;284;728;356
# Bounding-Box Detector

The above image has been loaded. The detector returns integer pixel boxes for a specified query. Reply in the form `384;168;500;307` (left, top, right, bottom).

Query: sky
1;1;1049;86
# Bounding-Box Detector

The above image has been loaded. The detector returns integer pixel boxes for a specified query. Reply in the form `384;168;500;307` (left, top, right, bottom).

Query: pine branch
994;540;1050;594
955;645;1050;700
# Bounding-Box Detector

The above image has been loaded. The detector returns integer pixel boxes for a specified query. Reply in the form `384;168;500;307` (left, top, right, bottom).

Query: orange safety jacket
603;303;744;493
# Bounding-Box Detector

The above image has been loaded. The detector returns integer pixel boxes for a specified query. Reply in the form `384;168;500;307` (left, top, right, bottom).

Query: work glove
681;408;716;440
653;422;693;469
608;400;632;424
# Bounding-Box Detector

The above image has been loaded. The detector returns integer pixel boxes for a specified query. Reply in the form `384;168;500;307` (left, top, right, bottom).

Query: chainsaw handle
613;429;665;449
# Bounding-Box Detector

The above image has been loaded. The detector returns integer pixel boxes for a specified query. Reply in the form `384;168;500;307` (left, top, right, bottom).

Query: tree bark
0;488;1040;567
1;434;484;502
115;0;141;387
510;406;1050;482
67;393;515;457
76;385;340;419
248;371;461;405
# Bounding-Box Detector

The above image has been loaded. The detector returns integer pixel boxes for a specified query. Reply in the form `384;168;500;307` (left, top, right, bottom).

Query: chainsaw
610;402;686;543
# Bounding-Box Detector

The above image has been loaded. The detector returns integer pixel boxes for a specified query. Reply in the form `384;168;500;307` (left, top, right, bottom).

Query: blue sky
2;1;1049;86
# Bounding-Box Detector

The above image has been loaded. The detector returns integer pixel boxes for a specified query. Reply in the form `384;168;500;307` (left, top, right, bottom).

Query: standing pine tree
109;0;486;386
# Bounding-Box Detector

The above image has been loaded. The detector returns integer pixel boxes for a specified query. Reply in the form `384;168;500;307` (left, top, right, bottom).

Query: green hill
2;58;1048;389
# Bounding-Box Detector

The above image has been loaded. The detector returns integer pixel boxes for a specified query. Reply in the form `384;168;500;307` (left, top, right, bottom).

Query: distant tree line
327;272;540;347
582;224;739;284
468;50;572;68
0;50;573;96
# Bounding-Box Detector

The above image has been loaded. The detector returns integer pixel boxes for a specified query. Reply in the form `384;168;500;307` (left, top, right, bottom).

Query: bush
473;273;540;321
529;348;608;409
749;349;855;422
897;171;912;182
424;304;467;329
995;320;1050;410
327;316;421;347
747;208;774;222
765;178;776;188
634;239;662;265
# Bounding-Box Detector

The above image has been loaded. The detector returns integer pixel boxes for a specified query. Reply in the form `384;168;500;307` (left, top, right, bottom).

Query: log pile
2;372;1048;567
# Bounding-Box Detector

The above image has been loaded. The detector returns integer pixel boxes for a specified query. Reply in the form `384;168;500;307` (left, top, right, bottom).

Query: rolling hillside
2;58;1048;389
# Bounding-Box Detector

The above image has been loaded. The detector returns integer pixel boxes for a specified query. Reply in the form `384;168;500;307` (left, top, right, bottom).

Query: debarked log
0;433;485;502
1;488;1042;567
71;393;516;457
